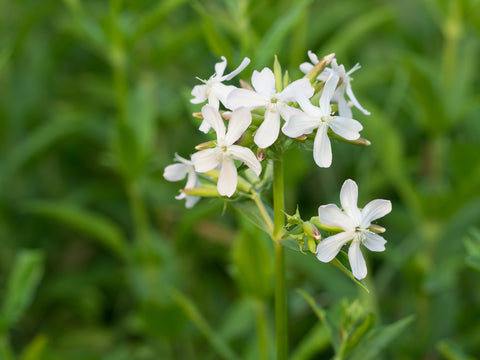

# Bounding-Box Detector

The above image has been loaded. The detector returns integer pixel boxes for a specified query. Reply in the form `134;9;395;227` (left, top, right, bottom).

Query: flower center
321;115;334;123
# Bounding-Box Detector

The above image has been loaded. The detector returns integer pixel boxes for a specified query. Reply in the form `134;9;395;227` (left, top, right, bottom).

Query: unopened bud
327;130;371;147
204;169;220;181
237;175;253;193
192;111;203;119
182;186;221;197
307;237;317;254
304;53;335;82
257;149;266;162
273;55;283;93
195;140;216;150
296;134;308;142
310;216;343;233
303;222;322;240
368;224;386;233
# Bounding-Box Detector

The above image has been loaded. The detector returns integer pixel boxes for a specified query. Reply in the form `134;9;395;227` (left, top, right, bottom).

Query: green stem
253;299;269;360
273;155;287;360
251;191;274;235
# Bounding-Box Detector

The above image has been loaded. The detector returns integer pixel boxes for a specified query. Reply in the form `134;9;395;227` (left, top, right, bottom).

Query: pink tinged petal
307;50;319;64
223;57;251;81
299;62;314;74
340;179;362;226
214;56;228;77
280;78;314;102
201;105;225;138
361;199;392;228
251;68;276;95
346;82;370;115
313;124;332;168
254;109;280;148
363;232;387;252
316;231;354;262
229;145;262;176
318;204;355;231
217;159;238;197
281;113;319;138
329;116;362;141
191;84;207;104
191;149;220;173
163;163;188;182
348;241;367;280
224;107;252;145
319;73;339;114
227;88;268;110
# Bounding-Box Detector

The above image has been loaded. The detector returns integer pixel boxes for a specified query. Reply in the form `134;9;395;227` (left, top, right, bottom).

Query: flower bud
192;111;203;119
368;224;386;233
195;140;217;150
310;216;343;233
303;222;322;240
307;237;317;254
257;149;266;162
304;53;335;82
327;130;371;147
182;186;221;197
273;55;283;93
296;134;308;142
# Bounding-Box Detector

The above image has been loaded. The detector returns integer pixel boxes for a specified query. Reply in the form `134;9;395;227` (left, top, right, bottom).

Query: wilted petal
217;159;237;197
251;68;276;95
316;231;354;262
329;116;362;141
318;204;355;231
229;145;262;176
214;56;228;77
225;107;252;145
280;78;314;102
254;109;280;148
348;241;367;280
313;124;332;168
201;105;225;138
223;57;251;81
363;232;387;252
191;84;207;104
340;179;362;226
361;199;392;228
163;163;187;182
346;82;370;115
192;148;219;173
227;88;268;110
319;73;339;114
282;113;319;138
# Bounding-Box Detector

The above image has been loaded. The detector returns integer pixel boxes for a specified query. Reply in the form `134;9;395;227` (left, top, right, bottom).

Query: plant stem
251;191;274;234
273;154;287;360
254;299;269;360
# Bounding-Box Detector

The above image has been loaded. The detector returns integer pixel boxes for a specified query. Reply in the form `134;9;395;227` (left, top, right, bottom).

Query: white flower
191;105;261;197
300;51;370;118
191;56;250;133
315;179;392;280
163;154;200;208
281;72;363;167
227;67;314;148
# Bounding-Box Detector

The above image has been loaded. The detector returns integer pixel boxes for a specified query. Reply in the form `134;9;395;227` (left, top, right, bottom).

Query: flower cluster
164;52;391;280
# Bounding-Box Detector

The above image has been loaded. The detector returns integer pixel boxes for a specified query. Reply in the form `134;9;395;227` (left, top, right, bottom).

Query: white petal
199;119;211;133
223;57;250;81
361;199;392;228
299;62;314;74
281;113;319;138
318;204;355;231
278;105;303;122
346;82;370;115
307;50;319;64
215;56;228;77
207;93;220;109
340;179;362;226
251;68;276;95
217;159;237;197
348;241;367;280
296;96;322;117
319;73;339;114
185;195;201;208
191;84;207;104
163;163;187;182
363;232;387;252
335;91;353;118
191;149;219;173
229;145;262;176
225;107;252;145
316;68;332;82
211;83;236;108
227;88;268;110
316;231;354;262
201;105;225;138
254;109;280;148
329;116;362;141
280;78;314;102
313;124;332;168
184;168;198;189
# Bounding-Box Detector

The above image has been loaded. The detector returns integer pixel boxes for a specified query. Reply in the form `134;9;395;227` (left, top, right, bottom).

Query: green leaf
23;201;128;260
290;323;330;360
347;315;415;360
1;250;45;331
464;228;480;271
20;334;48;360
340;313;375;357
437;340;476;360
234;199;273;235
331;251;369;293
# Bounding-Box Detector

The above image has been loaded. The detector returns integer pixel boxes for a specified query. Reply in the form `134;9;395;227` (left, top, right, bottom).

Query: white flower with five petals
300;51;370;118
191;56;250;133
282;72;363;167
316;179;392;280
191;105;261;197
227;68;314;148
163;154;200;208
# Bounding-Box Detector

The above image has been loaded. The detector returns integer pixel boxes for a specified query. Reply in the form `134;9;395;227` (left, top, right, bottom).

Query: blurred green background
1;0;480;359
